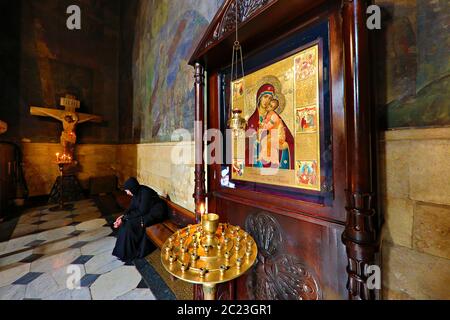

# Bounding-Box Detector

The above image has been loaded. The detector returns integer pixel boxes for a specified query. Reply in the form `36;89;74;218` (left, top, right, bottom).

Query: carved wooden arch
190;0;381;300
190;0;277;60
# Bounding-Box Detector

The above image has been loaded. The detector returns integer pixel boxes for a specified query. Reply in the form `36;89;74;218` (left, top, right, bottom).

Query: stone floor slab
0;284;27;300
81;236;116;256
44;287;92;300
77;227;112;242
30;248;81;273
75;219;108;232
24;272;60;299
90;266;142;300
0;263;31;288
116;288;156;300
85;251;124;275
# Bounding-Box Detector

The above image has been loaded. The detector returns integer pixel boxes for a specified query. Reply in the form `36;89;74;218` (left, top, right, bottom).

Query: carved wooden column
193;63;207;223
193;63;208;301
341;0;380;300
193;63;206;300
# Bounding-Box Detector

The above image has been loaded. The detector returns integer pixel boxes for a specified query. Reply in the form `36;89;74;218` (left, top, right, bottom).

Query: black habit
112;178;167;262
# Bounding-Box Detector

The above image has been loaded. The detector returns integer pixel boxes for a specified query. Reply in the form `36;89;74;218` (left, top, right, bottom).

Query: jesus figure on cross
30;94;102;159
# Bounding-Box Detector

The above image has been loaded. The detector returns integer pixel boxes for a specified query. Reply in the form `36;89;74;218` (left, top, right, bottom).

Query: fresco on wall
375;0;450;128
132;0;224;142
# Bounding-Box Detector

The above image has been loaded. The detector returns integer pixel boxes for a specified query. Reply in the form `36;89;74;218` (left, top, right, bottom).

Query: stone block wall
116;142;195;212
380;127;450;299
22;142;196;213
114;144;138;185
22;143;118;196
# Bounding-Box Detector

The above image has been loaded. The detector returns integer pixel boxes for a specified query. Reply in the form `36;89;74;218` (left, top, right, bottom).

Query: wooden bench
113;191;196;248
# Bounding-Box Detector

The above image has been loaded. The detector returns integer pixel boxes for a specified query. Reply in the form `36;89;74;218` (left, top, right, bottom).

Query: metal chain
230;0;246;112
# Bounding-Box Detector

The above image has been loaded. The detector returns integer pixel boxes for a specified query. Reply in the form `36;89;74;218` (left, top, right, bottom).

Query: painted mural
375;0;450;128
132;0;224;142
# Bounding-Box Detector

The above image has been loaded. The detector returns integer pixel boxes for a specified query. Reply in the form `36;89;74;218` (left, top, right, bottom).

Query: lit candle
56;153;60;161
200;203;205;216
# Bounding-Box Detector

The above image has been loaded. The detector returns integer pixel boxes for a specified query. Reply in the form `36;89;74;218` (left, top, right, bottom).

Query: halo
255;75;286;115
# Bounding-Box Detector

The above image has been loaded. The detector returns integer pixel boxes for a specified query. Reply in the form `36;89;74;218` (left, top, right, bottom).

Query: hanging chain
230;0;246;115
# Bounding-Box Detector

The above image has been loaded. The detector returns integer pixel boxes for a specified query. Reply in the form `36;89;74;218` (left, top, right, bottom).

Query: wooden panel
0;143;17;217
165;198;196;227
146;224;173;248
216;196;347;300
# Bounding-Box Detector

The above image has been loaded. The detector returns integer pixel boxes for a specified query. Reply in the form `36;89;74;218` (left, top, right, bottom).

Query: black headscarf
124;177;140;195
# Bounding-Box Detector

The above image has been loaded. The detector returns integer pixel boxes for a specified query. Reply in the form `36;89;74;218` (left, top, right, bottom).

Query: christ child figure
258;99;288;166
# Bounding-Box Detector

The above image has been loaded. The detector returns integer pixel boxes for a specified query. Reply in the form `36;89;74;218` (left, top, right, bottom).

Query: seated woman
112;177;167;263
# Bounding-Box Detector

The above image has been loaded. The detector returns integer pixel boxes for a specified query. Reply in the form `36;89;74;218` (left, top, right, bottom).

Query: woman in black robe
112;177;167;262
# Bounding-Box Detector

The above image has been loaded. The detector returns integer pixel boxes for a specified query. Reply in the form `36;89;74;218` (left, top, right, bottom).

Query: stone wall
116;142;195;212
380;127;450;299
22;143;118;196
0;0;121;144
114;144;138;186
21;141;196;212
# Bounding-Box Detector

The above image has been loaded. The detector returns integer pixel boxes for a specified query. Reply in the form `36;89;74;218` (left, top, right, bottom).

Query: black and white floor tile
0;199;156;300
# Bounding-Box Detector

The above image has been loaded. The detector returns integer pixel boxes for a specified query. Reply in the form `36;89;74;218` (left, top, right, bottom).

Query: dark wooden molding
189;0;328;69
193;63;206;301
341;0;381;300
193;63;206;223
189;0;278;65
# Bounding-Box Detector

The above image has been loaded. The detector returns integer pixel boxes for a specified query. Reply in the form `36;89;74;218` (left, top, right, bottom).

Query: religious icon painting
230;41;323;192
232;79;245;111
296;106;317;133
295;51;317;81
233;80;244;98
296;160;318;187
294;46;318;108
232;159;244;177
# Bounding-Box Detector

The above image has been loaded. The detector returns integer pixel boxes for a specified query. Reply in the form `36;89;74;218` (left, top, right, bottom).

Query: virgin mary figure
245;83;295;170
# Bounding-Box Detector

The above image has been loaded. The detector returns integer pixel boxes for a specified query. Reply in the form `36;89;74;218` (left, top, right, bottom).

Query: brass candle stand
161;213;258;300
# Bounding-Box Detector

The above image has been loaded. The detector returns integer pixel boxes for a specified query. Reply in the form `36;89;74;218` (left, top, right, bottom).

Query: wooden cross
0;120;7;135
30;94;102;157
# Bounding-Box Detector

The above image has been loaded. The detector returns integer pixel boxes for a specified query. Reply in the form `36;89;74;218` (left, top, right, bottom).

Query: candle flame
200;203;205;215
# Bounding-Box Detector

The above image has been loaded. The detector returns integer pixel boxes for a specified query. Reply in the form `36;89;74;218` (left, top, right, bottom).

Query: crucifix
0;120;7;135
30;94;102;159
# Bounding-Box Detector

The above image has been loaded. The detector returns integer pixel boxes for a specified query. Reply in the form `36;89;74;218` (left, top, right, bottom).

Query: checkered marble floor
0;199;156;300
